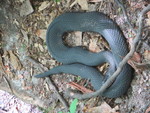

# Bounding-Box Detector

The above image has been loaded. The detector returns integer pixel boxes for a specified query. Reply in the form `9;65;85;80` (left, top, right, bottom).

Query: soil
0;0;149;113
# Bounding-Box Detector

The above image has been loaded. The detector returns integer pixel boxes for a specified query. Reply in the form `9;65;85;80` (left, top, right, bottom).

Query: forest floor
0;0;150;113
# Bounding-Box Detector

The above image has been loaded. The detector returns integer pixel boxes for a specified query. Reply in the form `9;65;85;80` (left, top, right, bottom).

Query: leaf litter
0;0;150;113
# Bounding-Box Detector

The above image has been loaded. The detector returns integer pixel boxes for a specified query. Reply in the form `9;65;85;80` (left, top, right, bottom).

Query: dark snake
35;12;133;98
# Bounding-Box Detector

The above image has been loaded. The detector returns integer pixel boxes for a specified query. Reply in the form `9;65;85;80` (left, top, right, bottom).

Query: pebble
20;0;34;16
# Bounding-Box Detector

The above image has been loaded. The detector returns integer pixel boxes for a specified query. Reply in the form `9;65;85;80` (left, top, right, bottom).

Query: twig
2;75;14;95
46;78;69;110
136;30;149;51
114;0;137;34
25;56;46;72
66;4;150;99
134;61;150;69
25;56;69;110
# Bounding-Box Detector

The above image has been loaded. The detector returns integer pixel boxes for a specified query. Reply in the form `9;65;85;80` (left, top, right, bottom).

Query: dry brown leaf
143;50;150;61
128;52;141;74
128;59;141;74
46;11;58;28
34;43;44;52
146;11;150;26
8;51;22;70
21;29;28;43
35;29;47;41
38;44;44;52
128;51;150;73
89;39;101;53
77;0;88;10
24;86;33;90
38;1;50;12
70;0;77;7
5;65;15;78
131;52;141;63
98;63;109;73
85;102;119;113
147;11;150;18
130;1;146;9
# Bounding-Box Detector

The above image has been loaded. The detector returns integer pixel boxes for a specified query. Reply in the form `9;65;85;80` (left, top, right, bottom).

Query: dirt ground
0;0;150;113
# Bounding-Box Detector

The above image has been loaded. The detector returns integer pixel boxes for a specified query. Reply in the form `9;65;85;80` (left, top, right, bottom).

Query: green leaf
70;99;78;113
53;0;60;2
76;76;81;82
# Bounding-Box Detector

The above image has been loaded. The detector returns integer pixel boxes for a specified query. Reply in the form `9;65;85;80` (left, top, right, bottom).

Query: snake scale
35;12;133;98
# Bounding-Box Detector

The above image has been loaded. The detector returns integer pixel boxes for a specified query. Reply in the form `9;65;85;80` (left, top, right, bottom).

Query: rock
77;0;88;10
20;0;34;16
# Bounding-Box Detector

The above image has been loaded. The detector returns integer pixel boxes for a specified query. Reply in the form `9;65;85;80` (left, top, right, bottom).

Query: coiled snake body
35;12;133;98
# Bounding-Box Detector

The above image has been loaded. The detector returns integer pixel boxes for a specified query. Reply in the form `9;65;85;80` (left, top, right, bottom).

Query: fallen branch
25;56;69;110
2;75;14;94
66;4;150;99
46;78;69;111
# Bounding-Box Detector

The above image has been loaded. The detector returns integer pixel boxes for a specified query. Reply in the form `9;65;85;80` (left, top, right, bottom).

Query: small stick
66;4;150;99
25;56;69;110
3;75;14;94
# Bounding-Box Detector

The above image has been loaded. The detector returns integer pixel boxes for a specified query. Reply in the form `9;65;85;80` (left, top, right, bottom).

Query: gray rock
20;0;34;16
